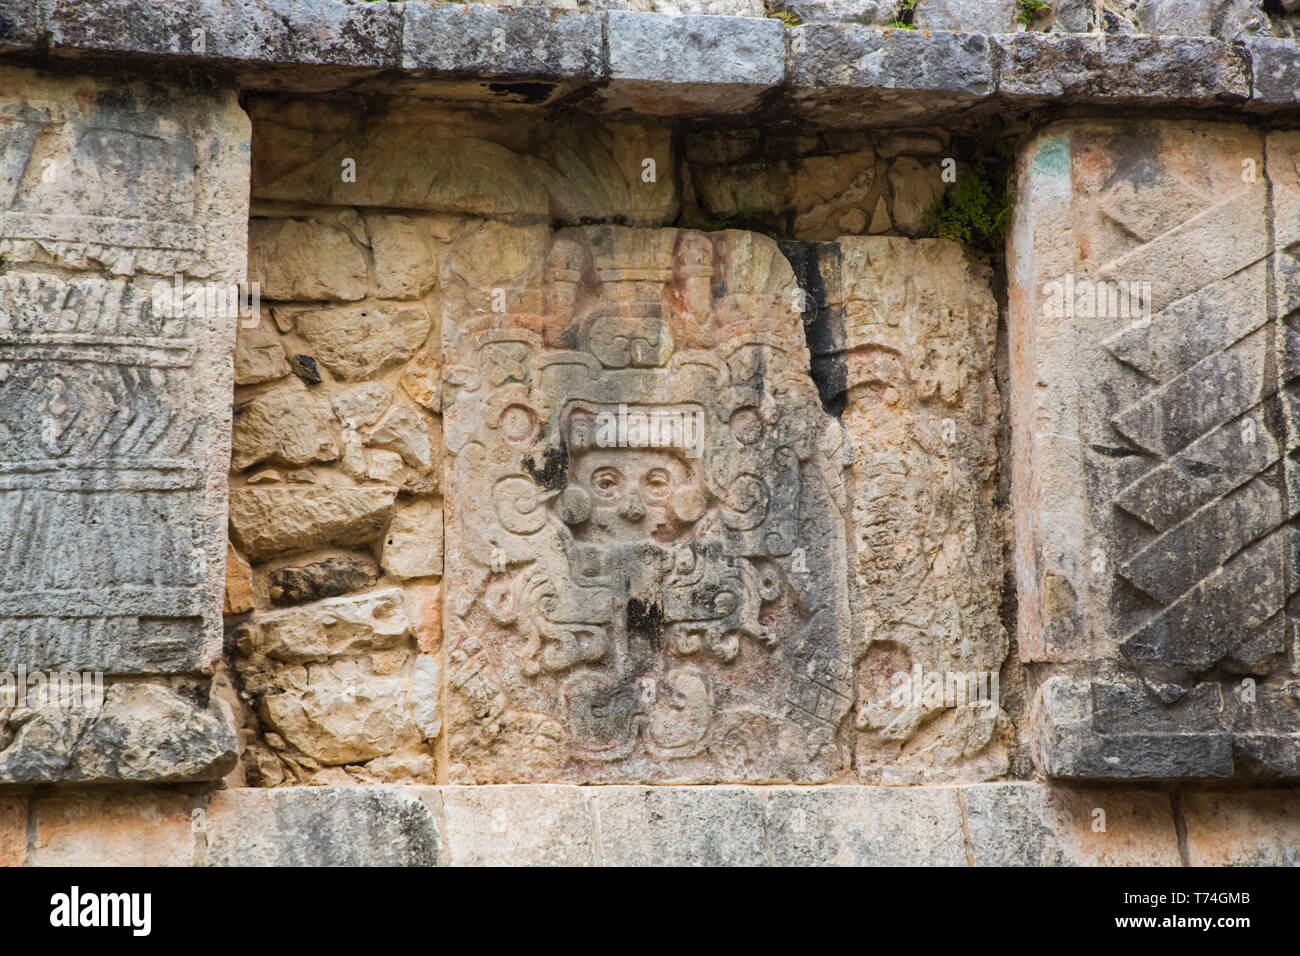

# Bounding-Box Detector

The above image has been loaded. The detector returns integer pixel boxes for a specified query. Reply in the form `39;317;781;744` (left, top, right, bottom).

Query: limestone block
0;66;246;780
331;382;395;429
266;553;380;607
247;217;367;301
1181;791;1300;865
1134;0;1268;39
402;3;604;79
382;502;445;580
964;782;1181;865
442;225;854;783
234;318;290;385
440;785;596;866
205;787;440;866
231;379;340;471
1011;121;1298;779
30;792;194;867
0;683;237;783
0;796;26;866
294;302;432;381
765;786;968;865
240;588;412;664
604;12;785;114
364;214;440;299
229;487;396;560
366;401;433;470
782;0;896;25
225;543;254;615
914;0;1020;32
593;787;768;865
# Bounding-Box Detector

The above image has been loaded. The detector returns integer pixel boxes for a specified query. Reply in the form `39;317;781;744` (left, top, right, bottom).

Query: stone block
914;0;1020;32
604;12;785;114
402;4;604;80
229;487;396;560
205;787;440;866
766;786;968;865
1248;36;1300;107
231;379;340;472
0;683;237;783
30;792;194;867
0;796;26;866
382;502;445;580
247;217;368;302
440;785;596;866
1181;791;1300;865
592;786;767;865
964;782;1181;865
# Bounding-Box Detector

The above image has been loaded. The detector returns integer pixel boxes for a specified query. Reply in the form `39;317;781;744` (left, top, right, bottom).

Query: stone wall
2;0;1300;867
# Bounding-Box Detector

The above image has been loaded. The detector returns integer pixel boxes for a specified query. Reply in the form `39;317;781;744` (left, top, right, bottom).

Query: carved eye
641;468;672;501
591;467;623;499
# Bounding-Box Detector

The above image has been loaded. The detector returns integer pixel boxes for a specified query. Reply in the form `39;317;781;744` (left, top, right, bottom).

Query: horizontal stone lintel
2;1;1296;121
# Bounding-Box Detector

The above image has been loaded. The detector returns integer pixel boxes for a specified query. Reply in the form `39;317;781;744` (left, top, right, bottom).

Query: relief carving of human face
557;449;706;544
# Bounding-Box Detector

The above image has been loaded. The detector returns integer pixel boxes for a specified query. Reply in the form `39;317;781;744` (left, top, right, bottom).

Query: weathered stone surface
266;553;379;607
291;303;432;381
604;12;785;113
1011;120;1296;780
239;588;412;664
251;98;677;225
0;796;26;866
1181;791;1300;865
440;785;596;866
783;0;895;24
363;214;440;300
367;401;433;470
766;786;967;865
914;0;1019;32
788;25;996;126
402;3;605;80
248;217;367;302
0;66;246;780
234;317;291;386
1134;0;1268;40
30;792;194;867
0;683;237;783
206;787;439;866
225;543;254;614
996;34;1251;106
783;237;1006;785
232;379;340;471
1246;36;1300;107
594;786;767;865
229;487;395;560
886;157;946;236
965;782;1181;865
0;0;39;52
47;0;404;69
382;502;445;580
443;226;853;783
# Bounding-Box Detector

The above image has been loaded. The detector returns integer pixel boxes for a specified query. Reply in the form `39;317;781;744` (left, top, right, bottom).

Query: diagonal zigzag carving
1100;189;1300;672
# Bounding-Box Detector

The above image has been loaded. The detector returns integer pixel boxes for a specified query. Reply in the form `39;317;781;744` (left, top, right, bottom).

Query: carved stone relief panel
442;225;854;782
0;67;247;781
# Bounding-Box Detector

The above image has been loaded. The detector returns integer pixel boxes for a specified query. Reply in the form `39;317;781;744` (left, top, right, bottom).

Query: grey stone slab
0;0;40;52
765;786;968;865
592;787;767;866
914;0;1019;33
1247;36;1300;106
604;11;785;113
206;787;440;866
0;683;237;784
47;0;403;69
997;33;1251;105
1035;677;1235;780
403;4;604;80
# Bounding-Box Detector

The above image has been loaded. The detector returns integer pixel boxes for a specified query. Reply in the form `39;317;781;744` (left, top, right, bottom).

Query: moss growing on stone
928;162;1012;253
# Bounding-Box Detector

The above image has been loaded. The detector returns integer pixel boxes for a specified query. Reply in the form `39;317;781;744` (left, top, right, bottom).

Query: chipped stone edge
12;782;1296;866
3;2;1298;114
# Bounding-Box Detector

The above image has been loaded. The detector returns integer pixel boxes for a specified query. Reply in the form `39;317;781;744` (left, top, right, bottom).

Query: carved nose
620;492;645;520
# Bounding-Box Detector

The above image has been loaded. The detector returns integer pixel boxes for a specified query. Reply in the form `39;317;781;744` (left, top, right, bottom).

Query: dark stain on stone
289;354;322;385
524;440;568;491
1089;443;1144;459
626;595;664;651
779;239;846;418
487;81;556;105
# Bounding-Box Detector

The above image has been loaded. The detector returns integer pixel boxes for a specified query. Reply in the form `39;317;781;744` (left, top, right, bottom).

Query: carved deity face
556;449;706;543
